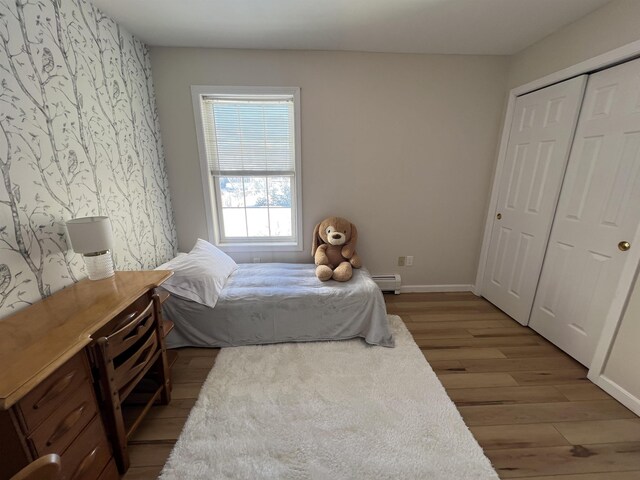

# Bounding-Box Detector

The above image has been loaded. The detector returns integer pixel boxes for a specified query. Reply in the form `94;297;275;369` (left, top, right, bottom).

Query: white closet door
482;76;586;325
530;58;640;367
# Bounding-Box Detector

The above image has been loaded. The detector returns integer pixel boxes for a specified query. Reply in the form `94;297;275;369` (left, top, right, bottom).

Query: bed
160;263;394;348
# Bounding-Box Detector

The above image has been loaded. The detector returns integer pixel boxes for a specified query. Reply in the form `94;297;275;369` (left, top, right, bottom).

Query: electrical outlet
252;257;261;263
406;256;414;266
398;256;405;267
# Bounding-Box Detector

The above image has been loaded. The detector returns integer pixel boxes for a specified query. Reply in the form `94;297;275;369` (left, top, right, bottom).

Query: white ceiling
91;0;612;55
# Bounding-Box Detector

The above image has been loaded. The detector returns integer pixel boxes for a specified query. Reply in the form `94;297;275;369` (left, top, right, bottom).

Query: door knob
618;241;631;251
496;213;502;220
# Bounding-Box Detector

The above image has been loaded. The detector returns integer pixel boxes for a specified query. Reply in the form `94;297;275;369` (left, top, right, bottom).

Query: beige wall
603;276;640;400
508;0;640;88
150;48;509;286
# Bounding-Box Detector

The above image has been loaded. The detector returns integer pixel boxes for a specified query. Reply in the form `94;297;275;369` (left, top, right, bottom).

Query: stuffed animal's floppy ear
311;223;321;256
341;223;358;259
349;223;358;247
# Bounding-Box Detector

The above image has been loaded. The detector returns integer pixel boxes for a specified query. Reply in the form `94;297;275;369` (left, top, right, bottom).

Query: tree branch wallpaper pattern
0;0;177;318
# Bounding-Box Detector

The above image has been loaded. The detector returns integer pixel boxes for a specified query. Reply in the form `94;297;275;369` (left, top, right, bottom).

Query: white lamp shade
66;216;114;254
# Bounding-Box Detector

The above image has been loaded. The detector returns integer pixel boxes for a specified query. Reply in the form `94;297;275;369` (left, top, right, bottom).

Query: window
192;86;302;251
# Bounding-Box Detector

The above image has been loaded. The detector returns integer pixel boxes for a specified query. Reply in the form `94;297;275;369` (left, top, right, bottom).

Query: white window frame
191;85;303;252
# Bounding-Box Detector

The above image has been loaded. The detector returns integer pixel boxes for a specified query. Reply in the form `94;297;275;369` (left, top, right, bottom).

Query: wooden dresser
0;271;172;480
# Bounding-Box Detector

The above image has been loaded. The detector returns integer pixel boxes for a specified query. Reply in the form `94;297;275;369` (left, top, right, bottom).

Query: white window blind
200;96;296;175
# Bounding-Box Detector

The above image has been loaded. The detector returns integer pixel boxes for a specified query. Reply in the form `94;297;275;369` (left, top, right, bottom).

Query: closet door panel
482;76;587;324
530;58;640;367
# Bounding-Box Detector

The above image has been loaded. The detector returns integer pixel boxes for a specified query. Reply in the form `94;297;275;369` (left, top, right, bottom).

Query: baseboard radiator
371;274;401;295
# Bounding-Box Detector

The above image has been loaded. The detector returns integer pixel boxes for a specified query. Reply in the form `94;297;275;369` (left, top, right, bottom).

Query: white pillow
155;252;187;270
157;239;238;308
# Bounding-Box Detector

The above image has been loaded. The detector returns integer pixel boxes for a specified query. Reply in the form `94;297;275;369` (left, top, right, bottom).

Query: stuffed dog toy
311;216;362;282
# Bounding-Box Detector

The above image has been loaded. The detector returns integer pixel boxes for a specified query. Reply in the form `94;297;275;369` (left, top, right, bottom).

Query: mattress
162;263;394;348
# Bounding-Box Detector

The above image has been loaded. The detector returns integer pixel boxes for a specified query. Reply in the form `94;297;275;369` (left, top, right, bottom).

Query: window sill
214;241;303;253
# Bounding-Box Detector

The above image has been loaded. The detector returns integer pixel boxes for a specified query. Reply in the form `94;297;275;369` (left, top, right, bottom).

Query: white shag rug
160;316;498;480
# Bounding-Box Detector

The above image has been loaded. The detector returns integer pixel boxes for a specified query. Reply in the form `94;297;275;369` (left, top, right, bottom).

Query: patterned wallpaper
0;0;177;318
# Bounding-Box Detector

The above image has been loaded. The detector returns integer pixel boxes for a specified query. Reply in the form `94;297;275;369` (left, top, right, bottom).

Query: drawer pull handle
70;444;100;480
33;371;76;409
46;402;87;446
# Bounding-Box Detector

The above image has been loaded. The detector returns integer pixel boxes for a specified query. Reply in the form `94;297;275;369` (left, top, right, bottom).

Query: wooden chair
10;454;61;480
92;293;171;473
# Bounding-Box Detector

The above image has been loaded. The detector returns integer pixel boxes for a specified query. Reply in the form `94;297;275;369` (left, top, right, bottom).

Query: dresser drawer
60;418;111;480
18;353;88;432
27;379;97;456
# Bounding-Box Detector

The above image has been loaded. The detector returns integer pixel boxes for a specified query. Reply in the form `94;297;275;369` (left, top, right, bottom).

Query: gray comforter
163;263;394;348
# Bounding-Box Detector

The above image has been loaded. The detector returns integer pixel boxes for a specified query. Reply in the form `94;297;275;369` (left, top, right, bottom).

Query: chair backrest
11;454;61;480
91;292;171;474
97;297;162;402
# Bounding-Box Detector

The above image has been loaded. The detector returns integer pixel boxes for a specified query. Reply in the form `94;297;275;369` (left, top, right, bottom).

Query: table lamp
66;216;115;280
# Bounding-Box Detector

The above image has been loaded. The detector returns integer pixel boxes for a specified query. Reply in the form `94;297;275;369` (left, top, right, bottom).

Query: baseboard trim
399;284;474;293
590;374;640;417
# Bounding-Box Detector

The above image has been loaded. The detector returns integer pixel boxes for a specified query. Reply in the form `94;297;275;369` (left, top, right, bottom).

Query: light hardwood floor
123;292;640;479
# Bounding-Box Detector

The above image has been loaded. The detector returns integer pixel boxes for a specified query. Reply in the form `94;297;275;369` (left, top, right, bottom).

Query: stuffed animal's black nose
332;233;342;240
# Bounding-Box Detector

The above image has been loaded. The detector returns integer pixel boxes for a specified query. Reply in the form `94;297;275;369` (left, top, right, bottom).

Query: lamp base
83;251;115;280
